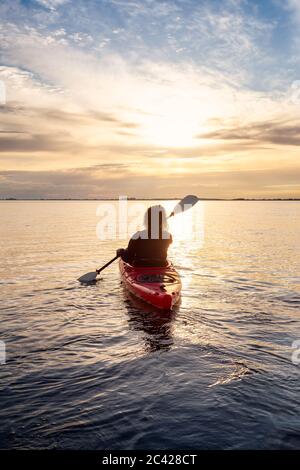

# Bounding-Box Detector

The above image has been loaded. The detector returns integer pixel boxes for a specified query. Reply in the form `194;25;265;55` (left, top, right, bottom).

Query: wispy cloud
35;0;69;11
200;119;300;146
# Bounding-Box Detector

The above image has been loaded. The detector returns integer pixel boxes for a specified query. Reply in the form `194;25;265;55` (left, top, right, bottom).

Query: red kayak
119;259;181;310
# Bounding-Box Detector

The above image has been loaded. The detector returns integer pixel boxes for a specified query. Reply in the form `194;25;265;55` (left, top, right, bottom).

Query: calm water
0;200;300;450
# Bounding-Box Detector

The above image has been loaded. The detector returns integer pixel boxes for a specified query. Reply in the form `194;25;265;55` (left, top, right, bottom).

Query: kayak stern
119;259;181;311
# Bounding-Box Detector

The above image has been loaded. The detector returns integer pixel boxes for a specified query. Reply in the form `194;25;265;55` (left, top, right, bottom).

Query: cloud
200;119;300;146
40;108;139;128
0;0;277;84
35;0;69;11
1;165;300;199
287;0;300;21
0;130;25;133
0;132;73;152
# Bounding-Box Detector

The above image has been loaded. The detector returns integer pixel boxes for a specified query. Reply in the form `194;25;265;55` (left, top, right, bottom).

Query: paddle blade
169;195;199;217
78;271;98;283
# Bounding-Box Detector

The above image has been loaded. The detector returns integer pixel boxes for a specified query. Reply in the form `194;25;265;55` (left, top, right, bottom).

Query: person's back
117;205;172;267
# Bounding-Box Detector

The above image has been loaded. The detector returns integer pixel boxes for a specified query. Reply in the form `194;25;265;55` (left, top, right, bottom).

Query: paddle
78;195;199;284
78;255;119;283
168;194;199;218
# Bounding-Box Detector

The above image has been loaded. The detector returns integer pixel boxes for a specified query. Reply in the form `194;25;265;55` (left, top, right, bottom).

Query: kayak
119;259;181;310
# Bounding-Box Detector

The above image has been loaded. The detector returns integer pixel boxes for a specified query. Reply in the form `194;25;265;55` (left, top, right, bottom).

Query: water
0;200;299;450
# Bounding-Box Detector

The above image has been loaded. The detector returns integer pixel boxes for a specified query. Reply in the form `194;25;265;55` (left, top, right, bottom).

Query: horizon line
1;197;300;202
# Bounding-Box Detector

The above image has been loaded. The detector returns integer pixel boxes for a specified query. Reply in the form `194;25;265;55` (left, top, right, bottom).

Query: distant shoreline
1;198;300;202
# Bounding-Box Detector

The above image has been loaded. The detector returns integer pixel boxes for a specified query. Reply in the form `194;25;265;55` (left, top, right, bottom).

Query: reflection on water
0;201;300;450
122;286;176;353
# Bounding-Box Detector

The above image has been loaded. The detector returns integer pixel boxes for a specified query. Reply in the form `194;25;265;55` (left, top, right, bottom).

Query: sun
142;114;199;147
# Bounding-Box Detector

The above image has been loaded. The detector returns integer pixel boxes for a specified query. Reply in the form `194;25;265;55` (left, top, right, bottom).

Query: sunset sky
1;0;300;199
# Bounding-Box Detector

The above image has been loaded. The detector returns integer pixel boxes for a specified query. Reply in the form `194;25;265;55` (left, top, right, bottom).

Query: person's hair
143;205;168;238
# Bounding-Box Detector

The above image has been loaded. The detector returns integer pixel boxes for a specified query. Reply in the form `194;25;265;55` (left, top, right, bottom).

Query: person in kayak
117;205;172;267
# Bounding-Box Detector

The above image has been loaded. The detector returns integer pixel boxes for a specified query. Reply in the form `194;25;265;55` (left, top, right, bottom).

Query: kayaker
117;205;172;267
